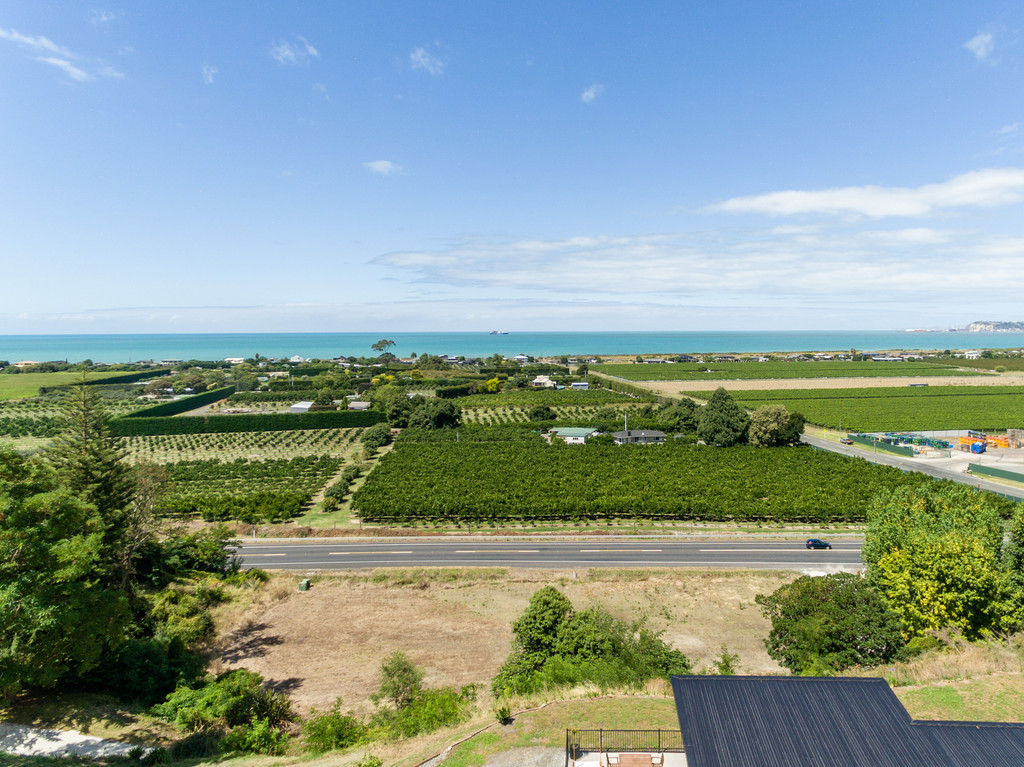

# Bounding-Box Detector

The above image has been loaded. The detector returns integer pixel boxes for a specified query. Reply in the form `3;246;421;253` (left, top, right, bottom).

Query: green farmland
352;440;937;523
0;371;105;400
735;385;1024;432
593;360;981;381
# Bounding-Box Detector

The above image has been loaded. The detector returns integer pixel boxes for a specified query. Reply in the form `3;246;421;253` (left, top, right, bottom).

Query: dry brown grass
855;631;1024;687
635;374;1024;394
216;568;794;715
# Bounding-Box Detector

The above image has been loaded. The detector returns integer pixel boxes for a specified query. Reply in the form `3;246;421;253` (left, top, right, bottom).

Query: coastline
3;330;1024;365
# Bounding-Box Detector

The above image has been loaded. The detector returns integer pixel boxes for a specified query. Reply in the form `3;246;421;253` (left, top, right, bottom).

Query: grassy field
0;372;106;400
734;385;1024;432
593;360;980;381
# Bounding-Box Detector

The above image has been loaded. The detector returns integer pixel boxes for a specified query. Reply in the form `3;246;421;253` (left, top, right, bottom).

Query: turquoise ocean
3;331;1024;365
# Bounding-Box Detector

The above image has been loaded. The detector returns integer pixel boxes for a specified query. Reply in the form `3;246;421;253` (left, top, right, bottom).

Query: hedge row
109;408;384;436
37;367;173;394
123;386;236;418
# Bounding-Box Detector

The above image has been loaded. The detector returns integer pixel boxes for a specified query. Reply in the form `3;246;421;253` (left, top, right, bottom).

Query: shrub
492;587;690;697
361;422;393;452
303;699;366;753
222;717;290;755
152;669;293;732
756;572;905;673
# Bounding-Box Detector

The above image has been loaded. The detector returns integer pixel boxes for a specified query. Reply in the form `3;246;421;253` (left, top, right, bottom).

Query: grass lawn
0;372;94;401
896;674;1024;722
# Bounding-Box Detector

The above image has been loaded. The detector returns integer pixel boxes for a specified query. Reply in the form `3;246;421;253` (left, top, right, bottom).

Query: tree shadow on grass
219;622;284;664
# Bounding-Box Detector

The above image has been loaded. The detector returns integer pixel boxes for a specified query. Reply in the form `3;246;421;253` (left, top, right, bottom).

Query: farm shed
289;401;313;413
671;676;1024;767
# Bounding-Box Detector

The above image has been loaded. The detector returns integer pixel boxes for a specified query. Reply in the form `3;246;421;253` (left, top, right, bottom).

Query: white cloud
271;36;319;65
965;32;995;62
202;63;217;84
373;223;1024;309
87;9;119;26
581;83;604;103
998;123;1020;136
313;82;329;99
1;26;123;81
96;64;124;79
0;27;74;57
38;57;92;82
410;47;444;75
708;168;1024;218
363;160;403;176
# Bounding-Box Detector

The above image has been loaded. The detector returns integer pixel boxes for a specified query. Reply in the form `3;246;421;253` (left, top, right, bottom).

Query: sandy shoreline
629;375;1024;394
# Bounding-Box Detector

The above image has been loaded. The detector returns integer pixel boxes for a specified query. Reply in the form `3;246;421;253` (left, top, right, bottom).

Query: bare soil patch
639;374;1024;394
217;568;792;714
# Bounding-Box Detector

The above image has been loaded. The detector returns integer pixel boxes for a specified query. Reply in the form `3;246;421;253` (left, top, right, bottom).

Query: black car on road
805;538;832;549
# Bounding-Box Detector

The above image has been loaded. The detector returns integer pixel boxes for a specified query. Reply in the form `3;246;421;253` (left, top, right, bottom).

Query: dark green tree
407;399;462;429
46;383;135;519
696;387;749;446
0;448;131;703
756;573;905;674
658;398;700;433
528;405;555;422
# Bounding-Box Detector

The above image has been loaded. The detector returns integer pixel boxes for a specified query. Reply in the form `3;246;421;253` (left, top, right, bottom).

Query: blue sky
1;1;1022;333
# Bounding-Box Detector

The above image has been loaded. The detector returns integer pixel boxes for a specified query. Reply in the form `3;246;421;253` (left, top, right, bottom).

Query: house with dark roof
671;675;1024;767
612;429;665;445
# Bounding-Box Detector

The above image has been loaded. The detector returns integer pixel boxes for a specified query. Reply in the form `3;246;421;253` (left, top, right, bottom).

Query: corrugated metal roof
671;676;1024;767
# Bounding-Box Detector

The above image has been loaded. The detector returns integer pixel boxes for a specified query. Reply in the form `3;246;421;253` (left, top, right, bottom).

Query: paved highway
801;434;1024;500
236;538;864;571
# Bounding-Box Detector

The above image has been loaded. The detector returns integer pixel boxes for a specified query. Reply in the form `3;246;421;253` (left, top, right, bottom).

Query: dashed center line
329;551;413;555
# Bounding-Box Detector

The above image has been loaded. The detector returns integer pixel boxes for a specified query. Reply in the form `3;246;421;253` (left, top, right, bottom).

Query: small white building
570;381;590;390
224;357;246;365
348;401;372;411
532;375;556;388
551;427;598;445
290;401;313;413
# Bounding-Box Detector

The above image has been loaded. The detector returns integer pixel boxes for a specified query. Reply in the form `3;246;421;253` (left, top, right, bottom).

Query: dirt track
634;375;1024;394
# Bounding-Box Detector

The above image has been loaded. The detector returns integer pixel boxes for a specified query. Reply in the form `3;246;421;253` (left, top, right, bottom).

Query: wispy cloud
363;160;403;176
1;26;123;81
997;123;1020;136
202;63;217;84
271;36;319;65
87;9;119;27
581;83;604;103
0;27;74;58
965;32;995;63
410;47;444;75
374;224;1024;308
313;82;329;99
38;57;93;82
708;168;1024;218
